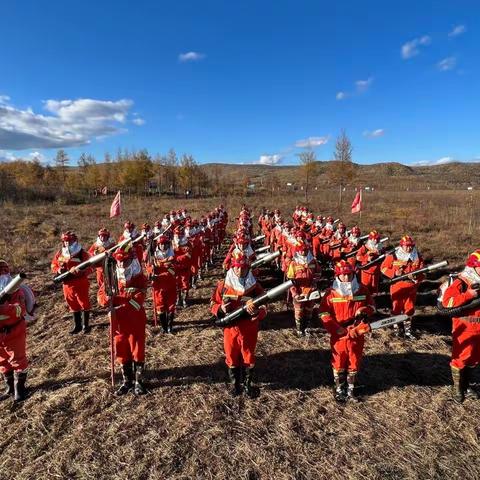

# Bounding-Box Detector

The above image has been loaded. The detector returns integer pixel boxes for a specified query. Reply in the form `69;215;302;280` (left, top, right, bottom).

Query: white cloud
295;136;329;148
132;117;145;126
355;77;374;92
29;151;46;162
258;154;283;165
178;51;206;62
0;96;134;150
449;25;466;37
363;129;385;138
336;91;347;100
437;56;457;71
401;35;431;59
0;95;10;105
412;156;455;166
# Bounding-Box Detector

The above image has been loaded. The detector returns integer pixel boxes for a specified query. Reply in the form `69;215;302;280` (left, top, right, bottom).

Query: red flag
110;191;121;218
351;189;362;214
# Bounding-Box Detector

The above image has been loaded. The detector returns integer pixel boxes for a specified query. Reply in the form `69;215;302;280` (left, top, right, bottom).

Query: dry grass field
1;189;479;480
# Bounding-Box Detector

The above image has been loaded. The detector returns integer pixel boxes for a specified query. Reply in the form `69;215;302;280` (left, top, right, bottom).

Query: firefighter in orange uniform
146;235;177;334
210;254;267;398
286;241;321;336
98;243;148;396
88;228;116;290
319;260;375;402
173;226;192;308
381;236;424;339
51;231;92;334
441;250;480;403
0;260;28;402
355;230;385;295
118;221;144;263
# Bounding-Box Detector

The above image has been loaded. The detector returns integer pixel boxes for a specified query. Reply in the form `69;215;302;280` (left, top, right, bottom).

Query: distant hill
200;161;480;190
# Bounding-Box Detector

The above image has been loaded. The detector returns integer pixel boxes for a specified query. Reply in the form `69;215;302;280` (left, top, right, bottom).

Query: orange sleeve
442;278;477;308
380;254;395;279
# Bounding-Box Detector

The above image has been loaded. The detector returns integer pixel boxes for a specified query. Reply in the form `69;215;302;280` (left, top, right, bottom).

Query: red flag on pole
110;191;121;218
351;189;362;214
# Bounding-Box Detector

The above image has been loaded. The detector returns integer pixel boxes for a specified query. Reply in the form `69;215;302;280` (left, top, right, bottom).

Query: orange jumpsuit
0;290;28;374
356;246;383;295
175;242;192;291
381;252;424;316
211;275;266;367
51;249;91;312
287;253;321;326
147;251;177;314
319;285;375;372
442;276;480;369
98;272;148;364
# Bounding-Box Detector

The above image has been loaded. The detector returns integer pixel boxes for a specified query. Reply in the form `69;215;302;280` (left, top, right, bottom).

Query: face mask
0;274;12;291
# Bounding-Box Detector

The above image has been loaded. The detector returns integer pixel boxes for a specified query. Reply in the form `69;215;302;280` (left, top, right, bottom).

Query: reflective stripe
319;312;330;318
330;298;349;303
129;300;141;311
0;315;9;322
447;298;454;308
352;295;366;301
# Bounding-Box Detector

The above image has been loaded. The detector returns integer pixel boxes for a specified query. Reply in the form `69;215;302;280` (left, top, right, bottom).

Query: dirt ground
0;191;479;480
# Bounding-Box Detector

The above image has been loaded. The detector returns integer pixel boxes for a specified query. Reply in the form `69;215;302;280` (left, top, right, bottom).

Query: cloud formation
258;154;283;165
355;77;374;92
0;95;10;105
401;35;431;59
449;25;466;37
413;156;455;166
363;129;385;138
295;136;329;148
437;56;457;71
132;117;146;126
178;51;206;62
0;96;134;150
336;91;347;100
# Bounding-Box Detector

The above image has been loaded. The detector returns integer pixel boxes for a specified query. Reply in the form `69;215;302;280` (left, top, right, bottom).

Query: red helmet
113;243;134;262
0;259;9;273
124;221;134;231
327;216;334;223
295;230;306;239
174;226;184;235
236;235;249;246
368;230;381;241
157;235;171;245
466;250;480;268
61;231;77;243
295;242;309;254
98;228;110;237
338;222;346;230
316;215;323;221
142;223;151;231
154;221;161;228
334;260;355;276
231;254;250;268
351;226;361;235
399;235;415;247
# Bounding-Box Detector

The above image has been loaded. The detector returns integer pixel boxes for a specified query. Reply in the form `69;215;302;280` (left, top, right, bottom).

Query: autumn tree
297;150;317;202
54;149;69;183
329;129;357;205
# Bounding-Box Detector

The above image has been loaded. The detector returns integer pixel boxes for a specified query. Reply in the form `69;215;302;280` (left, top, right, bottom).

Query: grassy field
1;190;479;480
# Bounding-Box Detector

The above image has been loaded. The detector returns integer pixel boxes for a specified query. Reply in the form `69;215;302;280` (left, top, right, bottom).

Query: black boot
13;371;27;402
159;313;168;333
181;290;188;308
70;311;82;334
227;367;243;396
404;318;416;340
243;366;260;399
82;310;91;334
464;367;480;400
451;366;465;404
134;362;147;395
347;372;360;403
167;312;175;334
333;370;347;403
0;371;14;401
115;362;133;396
295;318;305;337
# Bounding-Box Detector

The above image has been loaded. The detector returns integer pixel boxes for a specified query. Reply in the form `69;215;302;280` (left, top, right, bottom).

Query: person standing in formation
381;236;424;340
210;254;266;398
173;226;192;308
355;230;385;295
147;235;177;334
441;250;480;403
286;240;321;337
318;260;375;402
51;231;92;334
98;243;149;396
0;260;29;402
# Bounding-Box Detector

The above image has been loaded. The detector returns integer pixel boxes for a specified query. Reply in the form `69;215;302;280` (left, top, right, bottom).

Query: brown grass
0;190;479;479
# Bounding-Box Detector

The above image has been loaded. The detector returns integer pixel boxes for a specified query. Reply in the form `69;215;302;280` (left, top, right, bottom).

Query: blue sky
0;0;478;166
